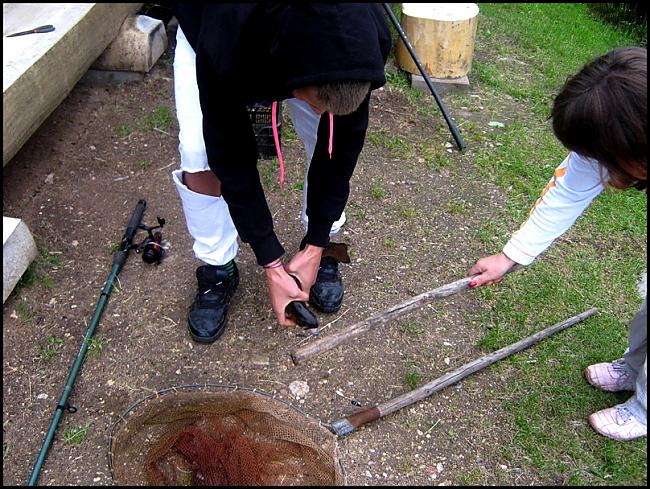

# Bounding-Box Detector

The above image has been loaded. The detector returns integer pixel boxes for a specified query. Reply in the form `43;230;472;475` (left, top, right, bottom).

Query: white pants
171;25;344;266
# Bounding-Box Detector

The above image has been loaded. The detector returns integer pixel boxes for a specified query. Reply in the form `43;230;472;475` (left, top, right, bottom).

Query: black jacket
172;3;391;265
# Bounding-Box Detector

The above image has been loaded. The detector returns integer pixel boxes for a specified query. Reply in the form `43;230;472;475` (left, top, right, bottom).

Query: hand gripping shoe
309;242;350;314
188;263;239;343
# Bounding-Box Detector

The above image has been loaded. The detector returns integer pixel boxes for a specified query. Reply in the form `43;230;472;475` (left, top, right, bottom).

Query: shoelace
272;101;333;188
611;359;633;380
197;281;228;306
615;405;633;424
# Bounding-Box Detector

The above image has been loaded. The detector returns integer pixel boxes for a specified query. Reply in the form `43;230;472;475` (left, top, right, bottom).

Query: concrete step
3;3;142;166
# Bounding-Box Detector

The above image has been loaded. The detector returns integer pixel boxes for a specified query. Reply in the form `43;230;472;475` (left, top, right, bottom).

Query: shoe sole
309;295;342;314
188;317;227;344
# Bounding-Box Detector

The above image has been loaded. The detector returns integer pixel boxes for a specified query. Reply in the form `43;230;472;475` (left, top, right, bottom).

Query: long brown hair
551;47;647;190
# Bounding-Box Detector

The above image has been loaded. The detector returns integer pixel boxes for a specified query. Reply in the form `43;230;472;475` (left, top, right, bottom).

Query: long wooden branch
290;265;522;365
328;308;598;437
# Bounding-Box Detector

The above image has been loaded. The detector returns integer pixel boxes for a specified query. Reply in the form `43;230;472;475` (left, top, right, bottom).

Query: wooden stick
291;265;522;365
329;307;598;437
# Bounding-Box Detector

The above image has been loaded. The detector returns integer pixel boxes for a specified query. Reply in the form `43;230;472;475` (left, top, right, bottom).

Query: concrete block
3;217;38;303
411;73;471;95
92;15;168;73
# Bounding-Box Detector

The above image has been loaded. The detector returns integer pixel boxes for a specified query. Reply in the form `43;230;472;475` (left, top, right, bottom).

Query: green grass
401;206;419;219
144;105;174;131
108;239;121;254
446;199;469;216
403;367;423;390
15;266;38;291
16;297;33;322
114;105;174;140
84;336;105;361
589;4;648;47
474;3;645;116
62;423;91;445
453;3;648;485
383;236;397;250
289;181;304;193
366;128;412;158
136;159;152;171
403;371;422;390
281;116;300;143
457;468;486;485
398;456;415;475
258;158;279;189
36;336;65;363
369;180;387;200
114;124;133;137
385;61;443;121
402;319;424;337
417;142;455;171
14;248;61;294
472;220;511;250
347;201;367;221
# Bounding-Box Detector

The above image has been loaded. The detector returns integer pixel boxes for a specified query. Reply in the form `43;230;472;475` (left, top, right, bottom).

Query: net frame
108;383;345;486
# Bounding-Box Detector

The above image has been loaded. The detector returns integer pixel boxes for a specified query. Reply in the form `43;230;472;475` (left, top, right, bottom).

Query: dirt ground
3;22;548;486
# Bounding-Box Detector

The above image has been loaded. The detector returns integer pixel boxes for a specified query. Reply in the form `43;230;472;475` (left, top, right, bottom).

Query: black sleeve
303;93;370;247
195;55;285;267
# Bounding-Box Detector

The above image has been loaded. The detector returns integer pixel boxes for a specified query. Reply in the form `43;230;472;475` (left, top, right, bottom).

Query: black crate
247;102;282;160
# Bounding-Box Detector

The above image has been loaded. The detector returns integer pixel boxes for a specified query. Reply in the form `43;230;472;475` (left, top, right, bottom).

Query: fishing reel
131;216;166;264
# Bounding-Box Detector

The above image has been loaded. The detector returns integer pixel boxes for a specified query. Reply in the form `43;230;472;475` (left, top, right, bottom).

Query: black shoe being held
188;262;239;343
309;256;344;313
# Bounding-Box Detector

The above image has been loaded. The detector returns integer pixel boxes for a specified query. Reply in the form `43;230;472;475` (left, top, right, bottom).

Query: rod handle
119;199;146;252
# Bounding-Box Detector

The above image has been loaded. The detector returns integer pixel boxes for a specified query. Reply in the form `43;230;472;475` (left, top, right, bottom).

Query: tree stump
395;3;479;79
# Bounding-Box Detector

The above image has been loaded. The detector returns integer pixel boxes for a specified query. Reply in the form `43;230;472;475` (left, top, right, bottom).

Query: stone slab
3;217;38;303
3;3;142;167
411;73;471;94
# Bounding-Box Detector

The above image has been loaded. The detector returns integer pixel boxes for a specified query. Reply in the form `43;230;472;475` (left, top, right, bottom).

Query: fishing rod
28;199;147;486
381;3;467;151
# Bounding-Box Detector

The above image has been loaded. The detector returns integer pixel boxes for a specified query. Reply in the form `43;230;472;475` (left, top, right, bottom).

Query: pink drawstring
271;103;333;187
328;112;334;159
272;101;285;187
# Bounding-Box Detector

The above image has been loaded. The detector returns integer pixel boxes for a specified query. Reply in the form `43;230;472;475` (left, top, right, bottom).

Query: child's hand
468;252;517;287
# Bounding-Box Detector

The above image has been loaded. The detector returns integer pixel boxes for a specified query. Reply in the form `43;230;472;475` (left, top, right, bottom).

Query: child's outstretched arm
469;152;605;287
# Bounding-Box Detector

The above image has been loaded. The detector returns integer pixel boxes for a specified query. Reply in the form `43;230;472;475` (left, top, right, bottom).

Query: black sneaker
188;262;239;343
309;256;343;313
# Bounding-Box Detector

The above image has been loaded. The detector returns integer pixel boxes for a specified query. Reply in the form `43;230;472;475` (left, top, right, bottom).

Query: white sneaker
584;360;635;392
588;405;647;441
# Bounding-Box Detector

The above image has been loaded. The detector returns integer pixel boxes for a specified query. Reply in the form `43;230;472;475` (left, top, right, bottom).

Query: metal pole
382;3;467;151
27;199;146;486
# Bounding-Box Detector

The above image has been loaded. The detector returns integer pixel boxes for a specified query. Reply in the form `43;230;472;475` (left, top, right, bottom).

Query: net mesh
109;385;344;486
